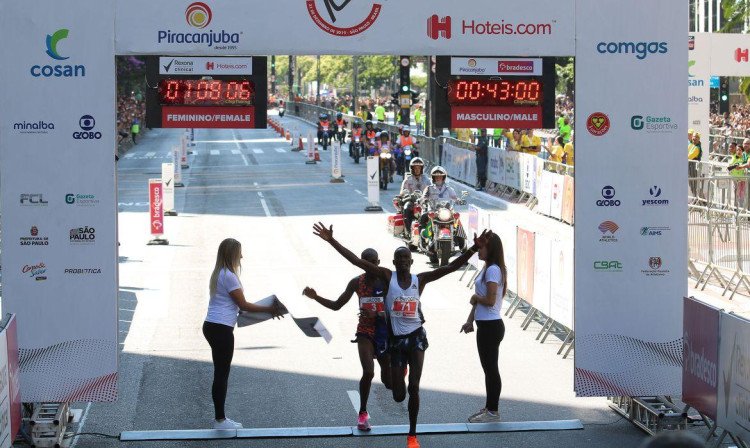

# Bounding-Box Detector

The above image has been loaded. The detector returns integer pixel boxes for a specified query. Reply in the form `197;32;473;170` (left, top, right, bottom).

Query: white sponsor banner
307;132;316;162
537;170;552;216
441;142;476;186
173;145;183;185
487;147;505;185
116;0;575;56
162;163;175;212
495;222;517;294
504;151;520;190
716;312;750;440
549;238;573;329
689;33;711;140
574;0;687;396
331;141;342;179
450;57;542;76
467;205;480;268
533;234;551;316
366;156;380;207
520;153;537;195
180;135;189;168
708;33;750;77
159;56;252;75
0;0;117;401
550;173;564;219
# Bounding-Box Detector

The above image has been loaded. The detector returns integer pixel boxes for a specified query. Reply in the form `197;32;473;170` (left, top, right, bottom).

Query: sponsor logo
596;185;620;207
683;330;717;388
20;226;49;247
70;226;96;244
206;61;214;70
598;221;619;243
428;14;552;40
596;41;668;60
643;186;669;206
73;115;102;140
735;48;749;63
641;226;670;236
468;58;477;68
594;260;622;272
307;0;382;37
427;14;452;40
497;60;534;73
65;193;99;206
631;115;678;133
158;2;242;49
586;112;610;136
642;256;670;276
163;58;175;72
186;2;212;28
20;194;48;206
64;267;102;275
22;262;47;281
31;29;86;78
13;120;55;134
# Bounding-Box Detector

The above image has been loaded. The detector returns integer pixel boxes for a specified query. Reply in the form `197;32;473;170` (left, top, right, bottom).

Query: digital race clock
447;79;542;107
158;79;256;106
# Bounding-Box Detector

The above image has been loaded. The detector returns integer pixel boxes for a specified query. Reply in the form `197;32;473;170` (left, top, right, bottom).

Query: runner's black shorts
389;326;429;368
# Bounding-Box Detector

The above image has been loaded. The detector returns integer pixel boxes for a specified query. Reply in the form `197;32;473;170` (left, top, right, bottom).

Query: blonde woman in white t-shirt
460;232;507;423
203;238;284;430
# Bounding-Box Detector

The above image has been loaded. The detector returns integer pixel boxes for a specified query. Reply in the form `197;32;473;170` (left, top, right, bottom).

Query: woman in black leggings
460;232;507;423
203;238;284;429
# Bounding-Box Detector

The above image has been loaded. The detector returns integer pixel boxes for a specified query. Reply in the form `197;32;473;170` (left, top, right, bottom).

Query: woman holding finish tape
203;238;285;430
460;232;507;423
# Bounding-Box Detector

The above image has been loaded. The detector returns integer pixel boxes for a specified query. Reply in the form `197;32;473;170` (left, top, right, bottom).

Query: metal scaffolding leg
557;331;574;355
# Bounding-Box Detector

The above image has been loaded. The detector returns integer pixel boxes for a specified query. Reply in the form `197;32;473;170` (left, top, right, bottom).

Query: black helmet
365;120;373;128
336;112;343;119
353;120;363;127
321;113;329;120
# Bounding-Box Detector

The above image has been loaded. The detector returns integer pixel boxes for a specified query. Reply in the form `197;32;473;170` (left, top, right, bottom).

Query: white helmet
403;126;411;134
431;166;447;184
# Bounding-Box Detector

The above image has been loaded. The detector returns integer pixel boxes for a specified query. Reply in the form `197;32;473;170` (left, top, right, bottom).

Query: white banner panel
520;153;537;195
116;0;575;56
689;33;711;141
709;33;750;77
537;170;553;216
504;151;520;190
716;312;750;440
162;163;175;212
550;173;564;220
159;56;252;75
441;142;476;186
574;0;687;396
550;238;573;329
487;147;505;185
451;57;542;76
533;234;552;316
0;0;117;401
495;222;517;294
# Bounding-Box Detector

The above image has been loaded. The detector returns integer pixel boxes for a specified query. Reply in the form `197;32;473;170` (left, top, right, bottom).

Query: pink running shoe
357;411;371;431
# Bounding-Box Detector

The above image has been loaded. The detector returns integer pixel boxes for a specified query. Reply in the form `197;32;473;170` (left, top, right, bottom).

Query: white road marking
241;155;249;166
253;182;259;187
145;152;156;157
275;148;286;153
253;149;264;154
231;149;241;155
260;198;271;217
347;390;362;415
210;149;220;156
124;153;134;159
354;190;364;196
257;192;264;198
70;401;92;448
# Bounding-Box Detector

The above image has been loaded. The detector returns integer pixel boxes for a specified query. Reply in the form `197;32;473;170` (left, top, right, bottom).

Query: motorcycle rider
396;126;419;155
378;132;396;186
350;120;364;159
419;166;459;232
317;113;331;147
335;112;348;144
399;158;429;237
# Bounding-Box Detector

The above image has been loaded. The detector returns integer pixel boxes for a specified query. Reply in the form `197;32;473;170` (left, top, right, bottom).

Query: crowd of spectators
117;92;146;149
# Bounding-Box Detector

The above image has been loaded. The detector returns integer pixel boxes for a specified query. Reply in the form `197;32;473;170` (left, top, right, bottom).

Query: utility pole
270;55;276;97
288;55;294;100
316;55;321;106
352;56;359;115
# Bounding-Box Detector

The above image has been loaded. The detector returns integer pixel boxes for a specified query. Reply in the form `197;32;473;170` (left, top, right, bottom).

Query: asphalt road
63;116;653;448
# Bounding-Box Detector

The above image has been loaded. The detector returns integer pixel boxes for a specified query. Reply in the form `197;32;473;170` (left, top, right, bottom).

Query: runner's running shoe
357;411;371;431
213;417;243;429
407;435;420;448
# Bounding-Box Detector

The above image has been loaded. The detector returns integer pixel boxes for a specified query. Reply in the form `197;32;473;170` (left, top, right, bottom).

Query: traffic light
411;90;419;104
719;77;729;115
391;92;399;107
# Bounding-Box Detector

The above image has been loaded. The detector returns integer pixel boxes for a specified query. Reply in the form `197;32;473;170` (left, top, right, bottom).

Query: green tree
555;57;574;97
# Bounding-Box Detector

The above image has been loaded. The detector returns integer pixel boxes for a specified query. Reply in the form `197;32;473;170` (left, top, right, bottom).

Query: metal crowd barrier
689;175;750;299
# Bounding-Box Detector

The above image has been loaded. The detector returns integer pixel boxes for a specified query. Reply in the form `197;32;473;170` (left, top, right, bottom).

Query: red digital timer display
447;79;542;107
159;79;255;106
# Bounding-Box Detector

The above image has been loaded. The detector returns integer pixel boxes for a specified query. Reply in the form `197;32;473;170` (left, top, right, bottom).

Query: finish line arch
0;0;686;405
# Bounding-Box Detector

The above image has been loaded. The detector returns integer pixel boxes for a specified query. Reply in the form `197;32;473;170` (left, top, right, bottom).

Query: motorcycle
336;124;346;144
278;106;285;117
350;133;363;164
390;190;423;251
320;125;331;151
379;150;392;190
396;145;415;177
421;192;469;266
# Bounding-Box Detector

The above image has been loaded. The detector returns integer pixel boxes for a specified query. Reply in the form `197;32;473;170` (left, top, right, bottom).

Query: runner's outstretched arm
419;230;491;286
313;222;391;282
303;278;357;311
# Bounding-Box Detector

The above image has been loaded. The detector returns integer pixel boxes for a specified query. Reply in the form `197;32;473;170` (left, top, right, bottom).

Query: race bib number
360;297;384;313
391;296;419;319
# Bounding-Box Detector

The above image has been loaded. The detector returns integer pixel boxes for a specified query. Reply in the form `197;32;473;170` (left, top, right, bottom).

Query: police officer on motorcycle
334;112;348;144
399;158;429;236
419;166;459;230
317;113;331;145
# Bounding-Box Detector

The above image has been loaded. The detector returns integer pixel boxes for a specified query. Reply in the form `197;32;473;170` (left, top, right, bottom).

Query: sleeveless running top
385;272;421;336
356;274;385;314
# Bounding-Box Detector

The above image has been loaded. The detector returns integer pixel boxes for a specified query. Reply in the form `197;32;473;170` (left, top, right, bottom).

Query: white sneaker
469;410;501;423
213;418;243;429
468;408;487;421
